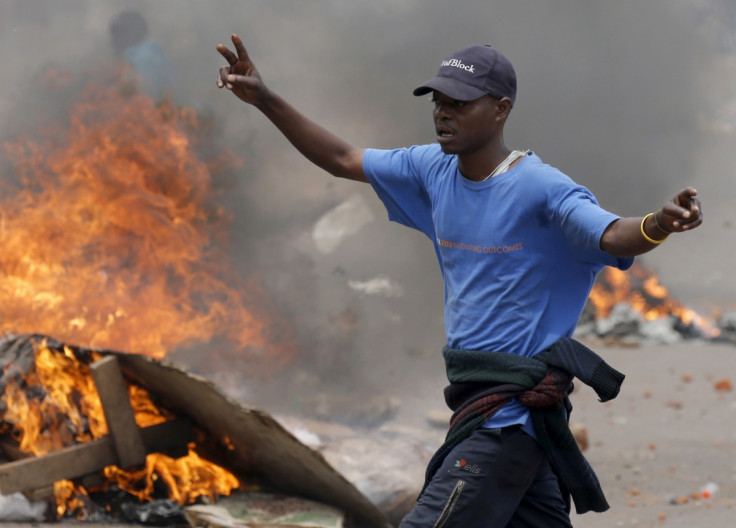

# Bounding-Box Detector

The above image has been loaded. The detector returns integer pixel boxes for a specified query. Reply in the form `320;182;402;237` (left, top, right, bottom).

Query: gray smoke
1;0;734;404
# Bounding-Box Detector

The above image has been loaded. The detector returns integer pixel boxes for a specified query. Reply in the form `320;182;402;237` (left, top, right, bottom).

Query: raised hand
216;34;267;105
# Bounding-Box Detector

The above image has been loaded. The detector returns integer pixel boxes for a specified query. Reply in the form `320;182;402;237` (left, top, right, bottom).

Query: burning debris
0;334;390;527
0;62;391;527
0;65;292;370
576;264;729;345
0;22;732;528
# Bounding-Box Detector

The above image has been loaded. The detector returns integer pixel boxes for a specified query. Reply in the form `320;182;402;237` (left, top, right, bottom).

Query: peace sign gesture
216;34;266;105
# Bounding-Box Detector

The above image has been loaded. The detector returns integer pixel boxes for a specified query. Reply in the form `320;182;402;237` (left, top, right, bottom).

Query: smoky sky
1;1;734;398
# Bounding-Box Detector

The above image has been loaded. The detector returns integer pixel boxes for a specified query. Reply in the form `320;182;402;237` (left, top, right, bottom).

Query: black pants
399;426;573;528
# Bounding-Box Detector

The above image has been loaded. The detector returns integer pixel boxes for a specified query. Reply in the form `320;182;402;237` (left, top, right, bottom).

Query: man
216;36;702;527
109;10;174;100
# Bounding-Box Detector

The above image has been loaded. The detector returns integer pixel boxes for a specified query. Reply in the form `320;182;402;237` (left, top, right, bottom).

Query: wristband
640;213;668;244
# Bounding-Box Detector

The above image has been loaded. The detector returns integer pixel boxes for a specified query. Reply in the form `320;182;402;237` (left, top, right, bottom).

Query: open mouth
436;126;456;140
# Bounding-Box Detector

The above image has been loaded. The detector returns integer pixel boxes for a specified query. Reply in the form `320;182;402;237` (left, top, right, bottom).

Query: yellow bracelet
640;213;668;244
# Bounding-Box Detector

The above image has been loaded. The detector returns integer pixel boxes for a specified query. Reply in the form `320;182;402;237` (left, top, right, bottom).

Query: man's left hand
656;187;702;233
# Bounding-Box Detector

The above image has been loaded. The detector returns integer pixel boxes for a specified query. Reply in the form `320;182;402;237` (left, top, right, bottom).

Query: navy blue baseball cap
413;45;517;104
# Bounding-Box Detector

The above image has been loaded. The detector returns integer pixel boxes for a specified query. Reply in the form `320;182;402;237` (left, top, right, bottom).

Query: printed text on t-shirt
437;238;524;254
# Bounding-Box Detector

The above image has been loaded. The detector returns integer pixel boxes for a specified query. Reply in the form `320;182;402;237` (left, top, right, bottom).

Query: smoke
1;0;734;405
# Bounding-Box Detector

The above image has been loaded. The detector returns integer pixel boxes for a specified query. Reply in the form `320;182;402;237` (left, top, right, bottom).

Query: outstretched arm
216;34;367;183
600;187;702;257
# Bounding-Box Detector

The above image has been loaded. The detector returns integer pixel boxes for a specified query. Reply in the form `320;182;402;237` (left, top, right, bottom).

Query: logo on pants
454;459;481;473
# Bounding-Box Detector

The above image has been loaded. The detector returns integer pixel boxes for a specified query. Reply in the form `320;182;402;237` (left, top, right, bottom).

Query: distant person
215;35;703;527
109;10;173;100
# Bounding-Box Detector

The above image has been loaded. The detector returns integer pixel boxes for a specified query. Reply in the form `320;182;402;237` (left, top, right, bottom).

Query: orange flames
0;68;287;518
2;342;111;455
1;338;241;518
0;66;289;364
589;264;720;337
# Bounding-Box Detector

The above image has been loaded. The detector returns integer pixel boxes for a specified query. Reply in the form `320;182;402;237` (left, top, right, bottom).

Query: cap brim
412;76;487;101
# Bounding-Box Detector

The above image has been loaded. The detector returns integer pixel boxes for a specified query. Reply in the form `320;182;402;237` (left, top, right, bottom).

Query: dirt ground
565;341;736;528
372;340;736;527
209;339;736;528
399;340;736;528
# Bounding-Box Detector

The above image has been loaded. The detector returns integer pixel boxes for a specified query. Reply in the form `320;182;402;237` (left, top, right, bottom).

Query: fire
0;66;291;365
1;341;108;454
1;338;241;519
103;445;240;505
53;481;89;519
0;67;285;519
589;264;720;337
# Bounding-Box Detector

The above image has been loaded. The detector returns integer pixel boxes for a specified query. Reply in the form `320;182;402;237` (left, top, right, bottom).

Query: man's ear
497;97;513;120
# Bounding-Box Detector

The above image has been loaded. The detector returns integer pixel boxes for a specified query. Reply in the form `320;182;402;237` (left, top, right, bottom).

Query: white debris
0;491;47;522
718;311;736;333
348;276;404;298
312;194;375;254
594;302;643;338
639;317;683;345
275;416;324;449
184;492;345;528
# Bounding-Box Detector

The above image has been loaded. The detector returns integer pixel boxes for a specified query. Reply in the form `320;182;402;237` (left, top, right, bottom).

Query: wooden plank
79;473;106;490
0;437;117;494
90;355;147;469
0;417;194;495
25;484;55;501
0;437;32;461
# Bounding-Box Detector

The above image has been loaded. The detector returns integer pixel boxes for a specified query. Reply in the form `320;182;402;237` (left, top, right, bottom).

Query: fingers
216;43;238;66
676;186;698;207
673;210;702;230
216;35;251;65
217;35;254;90
225;74;260;92
677;187;700;222
217;66;230;89
661;187;703;231
231;34;251;63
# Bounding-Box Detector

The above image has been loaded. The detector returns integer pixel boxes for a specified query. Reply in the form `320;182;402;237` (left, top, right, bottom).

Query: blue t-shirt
363;144;633;429
124;40;174;100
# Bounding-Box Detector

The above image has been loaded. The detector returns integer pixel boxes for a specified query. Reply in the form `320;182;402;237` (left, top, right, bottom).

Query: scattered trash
669;495;690;505
716;311;736;344
700;482;719;500
714;378;733;392
121;499;186;526
312;194;375;254
569;422;589;452
575;302;689;345
668;482;721;506
0;491;47;522
426;408;452;429
184;492;345;528
347;276;404;298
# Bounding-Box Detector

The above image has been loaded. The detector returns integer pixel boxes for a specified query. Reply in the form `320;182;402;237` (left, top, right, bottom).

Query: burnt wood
90;355;147;469
0;417;194;495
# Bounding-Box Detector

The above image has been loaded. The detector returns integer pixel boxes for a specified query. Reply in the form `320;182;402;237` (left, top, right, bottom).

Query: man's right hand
215;34;367;182
216;34;266;105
